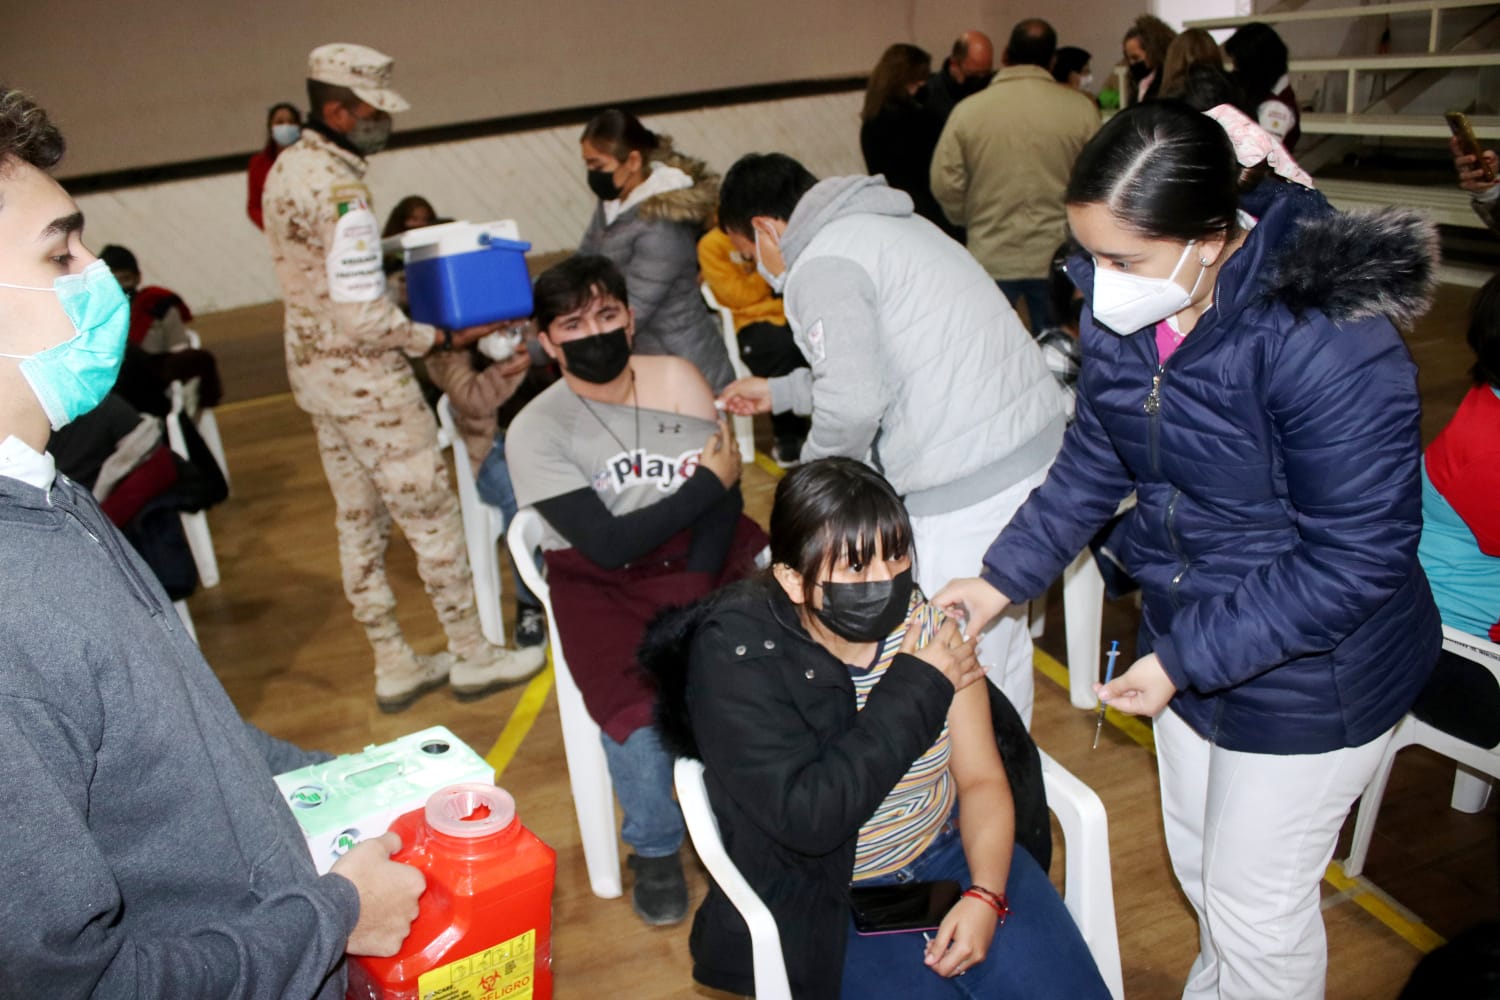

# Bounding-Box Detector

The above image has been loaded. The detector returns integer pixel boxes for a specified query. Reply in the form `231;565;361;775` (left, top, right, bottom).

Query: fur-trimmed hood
1069;182;1439;330
639;580;769;762
634;151;719;226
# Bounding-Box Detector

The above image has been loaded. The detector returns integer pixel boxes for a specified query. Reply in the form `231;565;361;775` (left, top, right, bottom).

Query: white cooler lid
380;219;522;260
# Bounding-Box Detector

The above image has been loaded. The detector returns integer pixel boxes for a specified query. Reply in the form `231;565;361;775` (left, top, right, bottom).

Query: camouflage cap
307;43;410;113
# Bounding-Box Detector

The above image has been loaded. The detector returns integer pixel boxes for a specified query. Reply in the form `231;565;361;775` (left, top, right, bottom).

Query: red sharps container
347;782;556;1000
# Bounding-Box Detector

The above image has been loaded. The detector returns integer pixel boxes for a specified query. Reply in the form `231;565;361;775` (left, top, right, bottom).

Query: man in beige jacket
931;19;1099;331
263;43;542;710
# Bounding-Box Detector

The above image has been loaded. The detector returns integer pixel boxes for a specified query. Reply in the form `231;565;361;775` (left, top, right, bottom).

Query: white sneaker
450;644;546;701
375;650;453;713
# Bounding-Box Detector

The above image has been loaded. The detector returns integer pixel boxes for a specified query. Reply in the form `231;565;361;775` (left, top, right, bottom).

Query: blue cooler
399;220;533;330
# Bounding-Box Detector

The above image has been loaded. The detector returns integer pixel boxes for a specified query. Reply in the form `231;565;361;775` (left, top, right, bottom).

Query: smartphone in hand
849;880;963;936
1447;111;1497;182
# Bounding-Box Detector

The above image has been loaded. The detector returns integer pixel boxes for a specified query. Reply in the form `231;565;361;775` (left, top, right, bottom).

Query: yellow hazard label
417;928;536;1000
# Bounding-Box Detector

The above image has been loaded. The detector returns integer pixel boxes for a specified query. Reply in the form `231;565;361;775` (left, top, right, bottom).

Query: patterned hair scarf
1203;103;1315;189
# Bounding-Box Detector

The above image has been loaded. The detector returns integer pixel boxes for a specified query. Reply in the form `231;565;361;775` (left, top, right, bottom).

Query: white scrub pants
1155;708;1394;1000
910;466;1049;727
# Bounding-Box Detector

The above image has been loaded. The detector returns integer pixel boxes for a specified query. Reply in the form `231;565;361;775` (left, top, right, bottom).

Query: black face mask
1128;61;1152;82
559;328;631;384
587;167;622;201
814;568;914;643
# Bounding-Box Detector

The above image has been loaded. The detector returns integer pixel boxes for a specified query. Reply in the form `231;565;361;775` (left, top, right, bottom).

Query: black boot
627;852;688;926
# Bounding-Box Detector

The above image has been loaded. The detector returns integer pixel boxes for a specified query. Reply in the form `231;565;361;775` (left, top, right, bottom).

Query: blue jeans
476;431;539;608
997;278;1052;334
841;821;1110;999
600;726;685;858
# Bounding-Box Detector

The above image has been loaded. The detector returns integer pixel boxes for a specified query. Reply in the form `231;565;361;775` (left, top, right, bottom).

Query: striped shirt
851;597;955;878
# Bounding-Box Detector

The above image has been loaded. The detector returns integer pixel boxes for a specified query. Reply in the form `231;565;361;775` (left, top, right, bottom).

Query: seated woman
644;458;1109;999
506;254;766;926
1414;273;1500;747
578;109;734;391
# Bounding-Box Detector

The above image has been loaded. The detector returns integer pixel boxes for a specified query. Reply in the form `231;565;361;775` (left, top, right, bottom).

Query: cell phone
1446;111;1496;182
849;880;963;936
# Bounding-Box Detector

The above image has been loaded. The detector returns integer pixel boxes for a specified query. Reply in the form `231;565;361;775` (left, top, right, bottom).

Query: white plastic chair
1345;625;1500;877
506;507;623;898
167;382;220;589
699;284;757;464
436;395;507;646
1039;748;1125;1000
675;757;794;1000
674;750;1124;1000
181;330;229;489
173;600;197;641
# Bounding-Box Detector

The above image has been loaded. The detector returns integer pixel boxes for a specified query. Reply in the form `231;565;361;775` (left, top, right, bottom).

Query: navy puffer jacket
982;182;1442;754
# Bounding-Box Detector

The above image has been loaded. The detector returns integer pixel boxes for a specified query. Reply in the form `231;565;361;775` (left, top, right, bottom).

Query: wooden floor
185;283;1497;999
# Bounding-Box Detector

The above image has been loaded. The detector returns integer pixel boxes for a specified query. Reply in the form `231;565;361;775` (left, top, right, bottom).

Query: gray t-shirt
507;380;717;549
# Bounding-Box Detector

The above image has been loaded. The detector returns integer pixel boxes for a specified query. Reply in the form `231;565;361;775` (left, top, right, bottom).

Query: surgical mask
559;327;630;383
0;259;130;430
1128;61;1152;83
1079;73;1095;91
814;568;914;643
587;167;622;202
754;228;786;293
271;123;302;147
1091;241;1207;336
348;113;392;155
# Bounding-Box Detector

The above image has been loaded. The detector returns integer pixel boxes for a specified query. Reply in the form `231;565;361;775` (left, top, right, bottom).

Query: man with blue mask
0;84;425;999
263;44;544;710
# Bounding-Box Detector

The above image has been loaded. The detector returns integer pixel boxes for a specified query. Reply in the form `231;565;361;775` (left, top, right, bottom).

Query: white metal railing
1190;0;1498;53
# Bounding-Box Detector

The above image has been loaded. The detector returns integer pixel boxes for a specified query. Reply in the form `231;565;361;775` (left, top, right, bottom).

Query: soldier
263;43;543;711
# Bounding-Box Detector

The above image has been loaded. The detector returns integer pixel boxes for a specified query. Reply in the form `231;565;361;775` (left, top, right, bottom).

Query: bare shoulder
632;355;718;420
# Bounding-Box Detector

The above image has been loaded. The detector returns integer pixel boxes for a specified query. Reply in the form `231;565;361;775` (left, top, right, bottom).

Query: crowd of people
1;8;1497;998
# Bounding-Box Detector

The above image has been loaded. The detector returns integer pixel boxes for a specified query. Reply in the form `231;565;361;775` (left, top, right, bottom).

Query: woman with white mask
247;101;302;230
937;101;1442;1000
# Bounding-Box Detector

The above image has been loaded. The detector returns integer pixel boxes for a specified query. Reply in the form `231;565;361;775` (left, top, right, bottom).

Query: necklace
578;371;642;475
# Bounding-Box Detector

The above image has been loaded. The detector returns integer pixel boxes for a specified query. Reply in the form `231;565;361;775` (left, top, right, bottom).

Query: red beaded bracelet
963;885;1010;925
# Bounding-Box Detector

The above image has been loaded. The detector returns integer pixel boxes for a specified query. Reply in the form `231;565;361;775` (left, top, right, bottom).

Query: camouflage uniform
262;127;490;673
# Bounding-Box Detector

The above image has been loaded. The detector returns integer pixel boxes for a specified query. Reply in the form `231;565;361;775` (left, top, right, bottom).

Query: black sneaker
627;852;688;926
515;605;546;648
771;439;803;470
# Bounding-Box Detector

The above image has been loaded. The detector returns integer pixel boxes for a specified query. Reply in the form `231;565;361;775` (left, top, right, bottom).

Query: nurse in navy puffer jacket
938;103;1441;999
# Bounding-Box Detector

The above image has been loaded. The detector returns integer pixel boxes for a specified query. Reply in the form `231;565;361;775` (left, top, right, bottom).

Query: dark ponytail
581;108;671;162
1065;101;1241;244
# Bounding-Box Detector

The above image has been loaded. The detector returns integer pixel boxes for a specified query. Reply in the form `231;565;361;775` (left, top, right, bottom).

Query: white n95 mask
1091;241;1206;336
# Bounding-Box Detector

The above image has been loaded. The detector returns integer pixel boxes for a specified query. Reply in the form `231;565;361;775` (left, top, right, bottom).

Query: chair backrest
674;757;794;1000
506;508;551;609
1443;624;1500;672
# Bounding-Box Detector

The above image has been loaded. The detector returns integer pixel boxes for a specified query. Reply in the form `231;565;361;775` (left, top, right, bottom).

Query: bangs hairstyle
770;458;914;595
533;254;630;332
1066;100;1241;244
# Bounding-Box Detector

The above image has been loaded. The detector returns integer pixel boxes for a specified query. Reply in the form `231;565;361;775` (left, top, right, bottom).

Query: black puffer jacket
642;579;1048;999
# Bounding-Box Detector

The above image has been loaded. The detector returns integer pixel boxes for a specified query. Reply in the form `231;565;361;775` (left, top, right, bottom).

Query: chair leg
1344;722;1415;877
196;408;231;490
173;600;198;642
554;658;623;899
180;511;221;589
1451;767;1494;814
1029;599;1047;639
1062;549;1105;710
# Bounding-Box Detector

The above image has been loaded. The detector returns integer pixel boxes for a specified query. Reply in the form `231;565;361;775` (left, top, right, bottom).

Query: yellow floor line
1325;860;1445;953
485;656;555;777
215;390;294;415
752;450;786;480
1035;643;1444;954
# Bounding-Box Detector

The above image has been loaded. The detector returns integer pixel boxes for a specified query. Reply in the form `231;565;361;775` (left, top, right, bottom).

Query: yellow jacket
696;227;786;333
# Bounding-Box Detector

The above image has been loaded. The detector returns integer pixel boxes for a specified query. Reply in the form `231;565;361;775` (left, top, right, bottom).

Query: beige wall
3;0;1137;178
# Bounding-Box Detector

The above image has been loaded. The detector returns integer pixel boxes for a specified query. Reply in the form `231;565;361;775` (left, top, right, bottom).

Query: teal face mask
0;259;130;430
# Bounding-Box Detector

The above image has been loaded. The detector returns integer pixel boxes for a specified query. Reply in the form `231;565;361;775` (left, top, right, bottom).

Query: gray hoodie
0;471;358;998
768;176;1067;513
